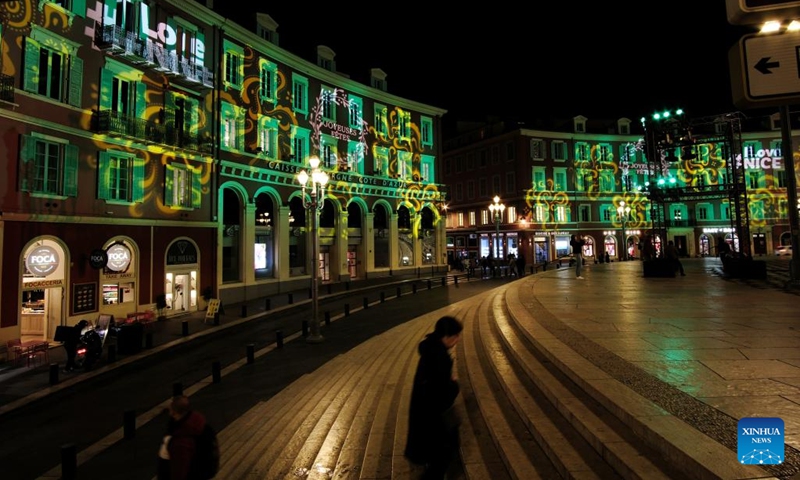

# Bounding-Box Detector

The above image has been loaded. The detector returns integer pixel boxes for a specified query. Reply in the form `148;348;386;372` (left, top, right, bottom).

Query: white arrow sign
730;31;800;108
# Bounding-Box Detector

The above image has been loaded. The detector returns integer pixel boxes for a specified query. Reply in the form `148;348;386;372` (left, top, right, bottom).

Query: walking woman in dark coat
404;315;464;479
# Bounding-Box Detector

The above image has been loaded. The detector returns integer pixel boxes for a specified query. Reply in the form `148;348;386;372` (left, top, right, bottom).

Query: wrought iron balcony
94;110;165;142
0;73;14;103
94;22;213;88
93;110;203;150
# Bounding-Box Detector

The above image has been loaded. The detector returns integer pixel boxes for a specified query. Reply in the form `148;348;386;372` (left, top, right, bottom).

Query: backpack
191;423;220;479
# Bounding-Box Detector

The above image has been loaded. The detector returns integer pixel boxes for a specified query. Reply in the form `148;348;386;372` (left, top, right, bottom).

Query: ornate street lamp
488;195;505;260
296;155;329;343
617;201;631;261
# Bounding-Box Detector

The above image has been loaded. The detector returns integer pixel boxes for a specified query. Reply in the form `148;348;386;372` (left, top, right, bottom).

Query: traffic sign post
729;31;800;109
726;0;800;25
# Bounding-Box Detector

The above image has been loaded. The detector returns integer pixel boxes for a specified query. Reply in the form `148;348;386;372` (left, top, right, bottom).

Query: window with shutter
18;134;78;198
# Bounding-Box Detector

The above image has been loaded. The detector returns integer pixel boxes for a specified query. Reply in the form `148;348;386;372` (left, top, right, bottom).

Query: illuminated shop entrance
165;239;199;316
21;239;66;341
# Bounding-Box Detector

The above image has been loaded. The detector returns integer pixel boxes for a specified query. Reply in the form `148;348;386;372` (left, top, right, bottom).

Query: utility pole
779;105;800;282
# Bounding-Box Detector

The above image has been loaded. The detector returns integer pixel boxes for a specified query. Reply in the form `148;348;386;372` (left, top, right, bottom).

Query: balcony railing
0;73;14;103
94;110;201;150
94;22;213;88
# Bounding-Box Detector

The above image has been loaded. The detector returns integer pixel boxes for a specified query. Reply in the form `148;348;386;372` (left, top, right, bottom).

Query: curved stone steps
264;318;424;479
216;353;357;477
309;316;432;480
460;292;560;479
504;276;774;480
488;290;681;479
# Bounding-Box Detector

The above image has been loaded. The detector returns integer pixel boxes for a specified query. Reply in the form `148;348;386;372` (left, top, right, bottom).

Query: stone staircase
212;279;777;479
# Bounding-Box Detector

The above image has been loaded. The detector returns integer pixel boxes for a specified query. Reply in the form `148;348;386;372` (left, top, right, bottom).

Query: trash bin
116;322;144;355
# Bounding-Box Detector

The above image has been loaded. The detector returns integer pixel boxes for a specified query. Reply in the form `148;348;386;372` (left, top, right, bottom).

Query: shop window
102;282;135;305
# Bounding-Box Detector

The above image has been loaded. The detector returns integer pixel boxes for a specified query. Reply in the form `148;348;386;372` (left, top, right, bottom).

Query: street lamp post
488;195;505;260
617;201;631;261
296;155;329;343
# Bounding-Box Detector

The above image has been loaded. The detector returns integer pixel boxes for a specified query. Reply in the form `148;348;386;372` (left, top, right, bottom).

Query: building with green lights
0;0;447;345
442;114;795;269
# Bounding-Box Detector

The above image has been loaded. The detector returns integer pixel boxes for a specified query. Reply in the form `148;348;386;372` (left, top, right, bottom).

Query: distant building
441;113;794;268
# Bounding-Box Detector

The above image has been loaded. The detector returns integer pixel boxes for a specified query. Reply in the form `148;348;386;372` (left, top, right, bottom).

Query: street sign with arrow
729;30;800;109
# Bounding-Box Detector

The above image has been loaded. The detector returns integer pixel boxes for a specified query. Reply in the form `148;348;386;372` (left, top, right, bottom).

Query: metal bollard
455;276;459;286
241;305;247;317
49;363;59;385
182;321;189;336
324;311;331;326
265;298;271;311
61;444;77;480
412;284;417;294
246;344;255;364
363;297;369;309
276;330;284;348
173;382;183;396
397;287;402;298
428;279;432;290
327;284;332;294
380;292;385;303
345;282;350;291
345;304;350;316
107;344;116;363
442;277;446;287
124;410;136;439
302;320;309;337
213;311;220;326
212;361;221;383
288;293;294;304
145;332;153;349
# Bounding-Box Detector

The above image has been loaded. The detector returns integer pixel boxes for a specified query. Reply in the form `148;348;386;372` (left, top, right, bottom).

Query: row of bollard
57;278;451;476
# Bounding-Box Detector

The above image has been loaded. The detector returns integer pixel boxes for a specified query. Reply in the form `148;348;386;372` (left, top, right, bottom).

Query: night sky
210;3;766;131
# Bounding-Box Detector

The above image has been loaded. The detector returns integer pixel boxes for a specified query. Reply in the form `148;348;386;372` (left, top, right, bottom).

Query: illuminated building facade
442;115;796;269
0;0;446;345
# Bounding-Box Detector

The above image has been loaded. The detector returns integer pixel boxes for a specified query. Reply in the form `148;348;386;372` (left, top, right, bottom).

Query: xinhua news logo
738;417;784;465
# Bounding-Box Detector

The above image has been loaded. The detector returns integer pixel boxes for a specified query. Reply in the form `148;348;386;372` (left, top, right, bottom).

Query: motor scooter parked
75;323;103;370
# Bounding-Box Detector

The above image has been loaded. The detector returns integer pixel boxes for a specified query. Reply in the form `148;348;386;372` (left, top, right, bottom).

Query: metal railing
0;73;14;103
